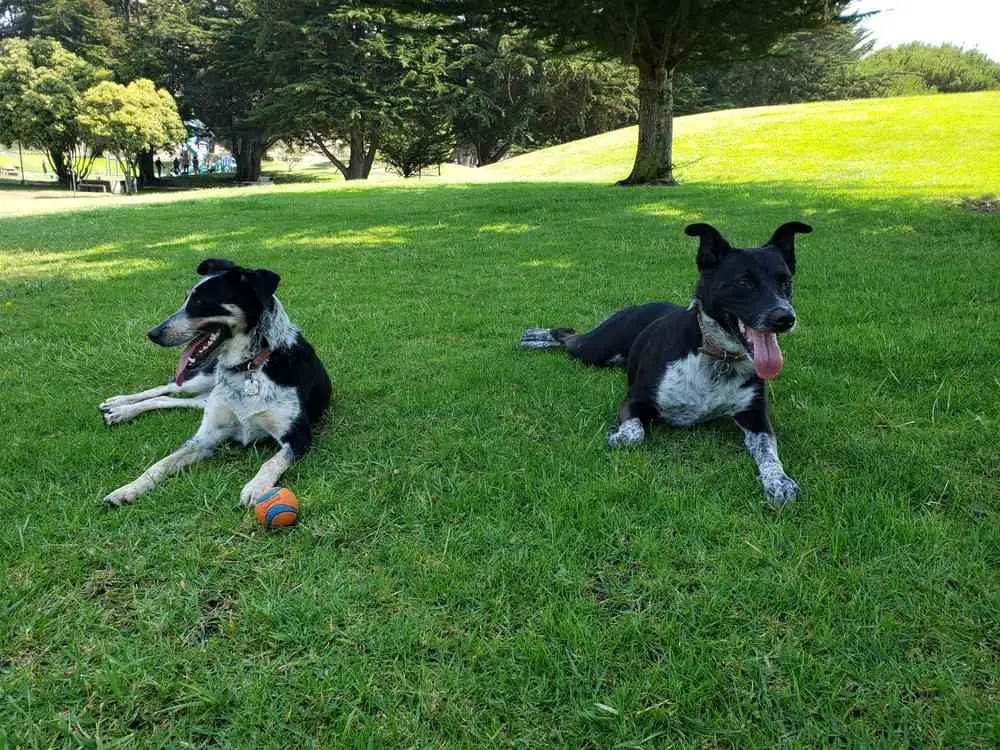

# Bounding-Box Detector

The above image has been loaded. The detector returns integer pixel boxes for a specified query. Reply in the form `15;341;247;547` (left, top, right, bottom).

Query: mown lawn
1;93;998;748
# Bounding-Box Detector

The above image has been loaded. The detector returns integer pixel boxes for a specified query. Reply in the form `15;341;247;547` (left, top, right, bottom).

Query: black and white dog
519;222;812;505
101;259;331;507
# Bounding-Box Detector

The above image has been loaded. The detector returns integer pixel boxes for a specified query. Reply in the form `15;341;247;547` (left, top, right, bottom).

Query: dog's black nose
767;308;796;332
147;325;164;343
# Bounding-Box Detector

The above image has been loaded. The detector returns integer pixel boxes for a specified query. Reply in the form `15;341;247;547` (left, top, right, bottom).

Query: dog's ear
685;223;732;271
196;258;238;275
767;222;812;274
244;268;280;306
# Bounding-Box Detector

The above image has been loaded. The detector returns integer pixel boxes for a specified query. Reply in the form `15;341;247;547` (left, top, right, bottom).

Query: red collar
693;301;748;362
249;347;271;371
698;338;747;362
232;347;271;373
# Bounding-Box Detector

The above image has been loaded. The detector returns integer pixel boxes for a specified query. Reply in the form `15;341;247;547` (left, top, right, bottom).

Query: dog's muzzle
764;307;796;333
148;310;196;347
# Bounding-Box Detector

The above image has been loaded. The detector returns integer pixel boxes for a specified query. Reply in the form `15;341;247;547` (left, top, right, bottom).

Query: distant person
155;157;163;178
193;154;200;174
172;156;180;175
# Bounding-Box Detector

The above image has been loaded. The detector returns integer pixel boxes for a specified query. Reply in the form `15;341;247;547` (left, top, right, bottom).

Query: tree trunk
345;125;372;180
233;136;265;182
48;148;72;188
136;148;156;188
619;62;677;186
474;136;511;167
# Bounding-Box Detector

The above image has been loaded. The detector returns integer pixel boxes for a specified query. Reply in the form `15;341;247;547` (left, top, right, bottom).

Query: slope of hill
480;91;1000;197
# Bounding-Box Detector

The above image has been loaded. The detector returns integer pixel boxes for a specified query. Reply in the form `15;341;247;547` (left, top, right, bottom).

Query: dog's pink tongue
747;329;784;380
174;344;196;385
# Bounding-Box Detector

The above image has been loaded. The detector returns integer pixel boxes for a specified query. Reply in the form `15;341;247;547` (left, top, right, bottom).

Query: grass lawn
1;92;998;748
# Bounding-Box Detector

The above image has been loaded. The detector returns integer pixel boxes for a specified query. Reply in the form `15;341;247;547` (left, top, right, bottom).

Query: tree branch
312;135;349;177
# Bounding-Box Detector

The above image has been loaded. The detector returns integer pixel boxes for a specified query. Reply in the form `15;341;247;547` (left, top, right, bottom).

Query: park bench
77;180;110;193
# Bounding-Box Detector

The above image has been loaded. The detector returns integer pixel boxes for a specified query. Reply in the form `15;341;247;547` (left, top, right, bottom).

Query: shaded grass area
1;177;997;748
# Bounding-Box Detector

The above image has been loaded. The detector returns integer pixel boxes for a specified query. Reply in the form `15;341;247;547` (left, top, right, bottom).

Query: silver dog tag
244;375;261;397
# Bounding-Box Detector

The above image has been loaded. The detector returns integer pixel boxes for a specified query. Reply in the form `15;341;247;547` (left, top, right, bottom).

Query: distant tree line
855;42;1000;97
2;2;997;187
677;36;1000;112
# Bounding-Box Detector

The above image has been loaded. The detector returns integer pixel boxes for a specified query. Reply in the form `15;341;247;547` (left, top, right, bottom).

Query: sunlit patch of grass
266;225;412;248
478;222;537;234
146;230;255;249
0;243;165;281
520;258;575;270
482;92;1000;196
630;204;703;220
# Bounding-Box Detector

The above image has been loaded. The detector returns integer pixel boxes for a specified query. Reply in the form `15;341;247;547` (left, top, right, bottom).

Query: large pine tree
402;1;852;184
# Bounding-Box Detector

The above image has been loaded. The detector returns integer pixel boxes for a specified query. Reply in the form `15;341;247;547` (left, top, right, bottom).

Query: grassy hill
482;91;1000;196
1;93;998;748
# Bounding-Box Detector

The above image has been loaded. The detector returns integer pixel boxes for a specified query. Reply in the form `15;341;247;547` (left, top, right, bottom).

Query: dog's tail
518;327;576;350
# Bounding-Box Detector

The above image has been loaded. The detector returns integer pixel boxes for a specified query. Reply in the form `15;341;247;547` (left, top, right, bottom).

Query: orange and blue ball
254;487;300;529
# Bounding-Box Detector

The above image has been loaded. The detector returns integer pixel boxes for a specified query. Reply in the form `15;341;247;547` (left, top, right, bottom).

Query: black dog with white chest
102;259;331;507
520;222;812;505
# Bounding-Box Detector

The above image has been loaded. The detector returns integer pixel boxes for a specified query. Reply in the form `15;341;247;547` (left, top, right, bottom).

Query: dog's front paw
240;479;275;507
104;483;142;507
102;404;137;426
607;418;645;448
100;395;134;411
761;473;799;505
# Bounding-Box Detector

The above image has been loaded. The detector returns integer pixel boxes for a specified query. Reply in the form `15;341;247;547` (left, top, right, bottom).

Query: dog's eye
736;277;755;289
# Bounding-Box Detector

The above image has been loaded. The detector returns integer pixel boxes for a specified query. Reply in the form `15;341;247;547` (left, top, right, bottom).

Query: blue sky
850;0;1000;60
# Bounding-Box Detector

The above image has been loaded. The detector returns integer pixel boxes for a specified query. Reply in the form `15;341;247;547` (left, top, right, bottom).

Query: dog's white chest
213;372;300;444
654;353;756;427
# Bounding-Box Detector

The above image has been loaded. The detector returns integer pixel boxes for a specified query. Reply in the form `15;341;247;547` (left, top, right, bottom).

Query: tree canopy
399;0;853;184
250;0;451;180
77;77;185;192
0;35;108;185
858;42;1000;96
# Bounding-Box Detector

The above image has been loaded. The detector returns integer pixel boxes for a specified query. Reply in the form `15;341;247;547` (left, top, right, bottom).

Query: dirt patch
963;196;1000;213
186;590;239;644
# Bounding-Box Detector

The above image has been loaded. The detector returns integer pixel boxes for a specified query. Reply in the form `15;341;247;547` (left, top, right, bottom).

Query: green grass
1;92;998;748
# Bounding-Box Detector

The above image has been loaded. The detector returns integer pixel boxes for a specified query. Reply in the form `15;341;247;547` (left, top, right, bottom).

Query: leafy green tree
439;24;637;163
112;0;204;98
112;0;208;183
399;1;851;185
1;0;188;184
33;0;123;64
677;20;874;112
0;36;108;185
77;77;185;193
531;55;638;148
379;107;455;176
251;0;450;180
449;26;544;166
857;43;1000;97
181;0;279;182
